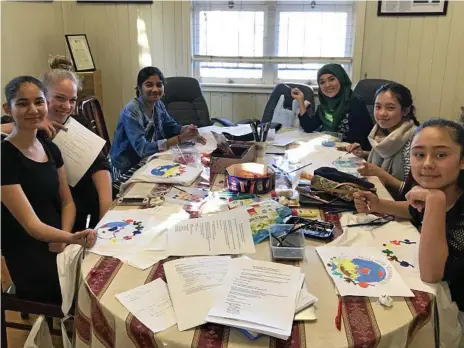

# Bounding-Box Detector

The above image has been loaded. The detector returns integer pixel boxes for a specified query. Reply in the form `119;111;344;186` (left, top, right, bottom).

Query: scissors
345;215;394;228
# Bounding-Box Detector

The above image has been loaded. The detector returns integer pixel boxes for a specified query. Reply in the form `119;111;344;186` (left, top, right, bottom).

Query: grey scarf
367;120;416;181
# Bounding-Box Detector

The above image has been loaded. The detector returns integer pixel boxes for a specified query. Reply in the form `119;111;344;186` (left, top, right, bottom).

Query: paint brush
82;214;91;260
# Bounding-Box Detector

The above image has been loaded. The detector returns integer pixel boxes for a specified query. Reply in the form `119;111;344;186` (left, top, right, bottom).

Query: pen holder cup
269;225;305;261
254;142;267;157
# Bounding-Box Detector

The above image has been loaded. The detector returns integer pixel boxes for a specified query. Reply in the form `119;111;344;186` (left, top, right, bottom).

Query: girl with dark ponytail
346;82;419;198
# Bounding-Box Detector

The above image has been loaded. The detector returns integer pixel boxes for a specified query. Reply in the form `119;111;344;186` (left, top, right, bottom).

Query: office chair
261;82;316;124
76;96;111;156
353;79;394;120
162;77;233;127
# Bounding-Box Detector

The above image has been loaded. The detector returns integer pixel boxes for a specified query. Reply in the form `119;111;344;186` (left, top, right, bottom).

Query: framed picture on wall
65;34;96;72
378;0;448;16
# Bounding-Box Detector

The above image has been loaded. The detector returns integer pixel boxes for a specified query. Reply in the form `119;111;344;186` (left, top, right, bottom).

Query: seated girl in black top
291;63;373;150
1;76;96;304
353;119;464;315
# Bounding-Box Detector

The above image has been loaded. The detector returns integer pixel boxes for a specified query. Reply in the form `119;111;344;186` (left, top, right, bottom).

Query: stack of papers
164;256;232;330
206;258;307;340
117;256;317;339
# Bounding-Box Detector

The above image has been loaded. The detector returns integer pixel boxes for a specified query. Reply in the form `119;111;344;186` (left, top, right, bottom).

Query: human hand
196;135;207;145
179;124;199;142
39;118;67;138
345;143;364;157
291;88;305;102
357;162;384;178
405;186;445;212
70;229;97;247
353;191;380;214
48;242;66;253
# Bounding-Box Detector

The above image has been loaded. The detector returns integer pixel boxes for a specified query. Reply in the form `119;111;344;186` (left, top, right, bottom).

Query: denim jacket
109;97;182;173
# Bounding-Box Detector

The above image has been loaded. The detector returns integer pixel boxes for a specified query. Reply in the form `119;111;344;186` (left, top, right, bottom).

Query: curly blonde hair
41;55;82;95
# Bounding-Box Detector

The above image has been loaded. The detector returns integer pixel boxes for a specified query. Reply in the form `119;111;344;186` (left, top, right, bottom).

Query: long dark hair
135;66;165;98
4;76;45;107
374;83;420;126
412;118;464;190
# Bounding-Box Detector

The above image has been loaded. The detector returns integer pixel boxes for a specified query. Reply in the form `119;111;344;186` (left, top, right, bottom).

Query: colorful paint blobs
327;257;387;288
97;219;144;243
172;191;206;203
150;164;187;178
382;239;417;268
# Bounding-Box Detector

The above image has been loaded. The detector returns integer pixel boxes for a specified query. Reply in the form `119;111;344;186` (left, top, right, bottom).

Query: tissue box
210;143;257;174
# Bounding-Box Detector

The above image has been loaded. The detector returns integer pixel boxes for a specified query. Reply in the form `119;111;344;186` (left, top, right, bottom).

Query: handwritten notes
116;279;176;333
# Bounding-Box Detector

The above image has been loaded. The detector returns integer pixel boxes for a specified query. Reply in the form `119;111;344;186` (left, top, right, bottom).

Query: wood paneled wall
361;1;464;122
1;1;464;137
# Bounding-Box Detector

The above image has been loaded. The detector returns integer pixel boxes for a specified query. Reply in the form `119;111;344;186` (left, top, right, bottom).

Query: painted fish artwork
97;219;144;243
150;164;187;178
327;257;387;288
316;246;414;297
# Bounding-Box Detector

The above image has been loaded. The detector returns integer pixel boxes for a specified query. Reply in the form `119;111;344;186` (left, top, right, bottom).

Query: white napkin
23;315;54;348
57;244;83;315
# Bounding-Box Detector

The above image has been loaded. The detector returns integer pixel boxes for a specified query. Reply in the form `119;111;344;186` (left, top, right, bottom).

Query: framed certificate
65;34;96;72
378;0;448;16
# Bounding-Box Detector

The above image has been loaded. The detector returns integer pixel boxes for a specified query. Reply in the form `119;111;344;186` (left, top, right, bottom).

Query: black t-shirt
38;114;111;231
409;195;464;311
1;138;64;303
67;115;110;230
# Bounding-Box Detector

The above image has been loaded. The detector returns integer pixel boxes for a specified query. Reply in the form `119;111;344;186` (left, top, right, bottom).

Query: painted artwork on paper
90;210;161;257
150;164;187;178
381;239;417;268
97;219;144;243
327;257;389;288
316;246;414;297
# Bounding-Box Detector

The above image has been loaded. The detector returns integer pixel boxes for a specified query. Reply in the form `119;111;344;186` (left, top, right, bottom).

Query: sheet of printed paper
116;279;176;333
316;246;414;297
90;210;162;257
52;117;105;187
206;259;302;340
167;208;255;256
164;256;232;331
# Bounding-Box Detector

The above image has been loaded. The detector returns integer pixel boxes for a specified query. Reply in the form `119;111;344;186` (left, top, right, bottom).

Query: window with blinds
191;0;355;85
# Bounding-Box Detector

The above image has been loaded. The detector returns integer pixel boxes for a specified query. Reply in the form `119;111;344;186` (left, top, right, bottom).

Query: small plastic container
269;224;305;260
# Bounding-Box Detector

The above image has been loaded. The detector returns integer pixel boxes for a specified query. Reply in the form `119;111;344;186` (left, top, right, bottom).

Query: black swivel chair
162;77;233;127
353;79;394;120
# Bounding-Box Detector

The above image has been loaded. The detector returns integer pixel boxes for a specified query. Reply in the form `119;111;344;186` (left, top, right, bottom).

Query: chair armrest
236;119;260;124
210;118;237;127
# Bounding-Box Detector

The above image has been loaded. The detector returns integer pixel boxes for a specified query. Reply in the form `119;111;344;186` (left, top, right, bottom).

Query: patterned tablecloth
75;136;437;348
